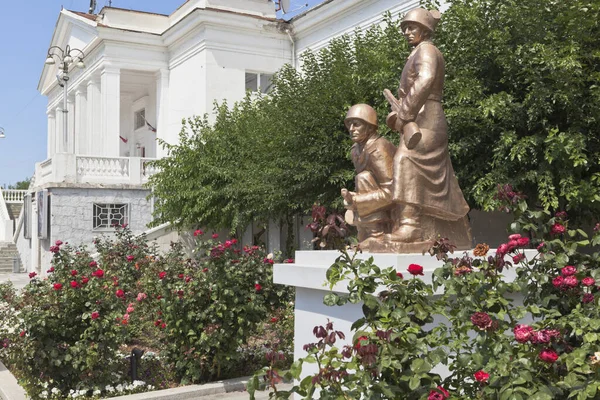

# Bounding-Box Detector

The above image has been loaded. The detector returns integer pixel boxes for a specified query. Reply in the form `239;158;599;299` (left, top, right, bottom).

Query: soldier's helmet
401;8;442;33
344;104;378;129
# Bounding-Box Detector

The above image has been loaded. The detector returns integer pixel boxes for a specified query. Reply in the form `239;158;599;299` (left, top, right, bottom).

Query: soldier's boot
390;205;422;242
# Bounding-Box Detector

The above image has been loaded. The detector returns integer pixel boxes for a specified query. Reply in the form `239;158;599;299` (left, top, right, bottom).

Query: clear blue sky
0;0;322;187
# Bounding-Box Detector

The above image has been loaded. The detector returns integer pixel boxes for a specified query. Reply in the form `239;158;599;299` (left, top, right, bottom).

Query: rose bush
251;186;600;399
138;231;294;384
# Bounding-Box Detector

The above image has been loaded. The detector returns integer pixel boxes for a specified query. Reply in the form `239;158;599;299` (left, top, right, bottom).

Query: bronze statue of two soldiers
342;8;472;253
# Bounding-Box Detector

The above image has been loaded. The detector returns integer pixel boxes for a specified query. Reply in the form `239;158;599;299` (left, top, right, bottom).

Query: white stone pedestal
274;249;534;387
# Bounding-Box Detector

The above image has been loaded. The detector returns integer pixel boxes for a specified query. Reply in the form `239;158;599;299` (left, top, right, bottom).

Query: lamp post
44;45;85;152
0;127;5;139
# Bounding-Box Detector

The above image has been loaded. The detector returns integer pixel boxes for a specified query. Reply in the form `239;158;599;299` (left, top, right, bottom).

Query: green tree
149;0;600;237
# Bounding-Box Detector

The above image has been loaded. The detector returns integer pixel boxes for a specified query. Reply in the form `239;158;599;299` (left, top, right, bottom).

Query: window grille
93;203;129;230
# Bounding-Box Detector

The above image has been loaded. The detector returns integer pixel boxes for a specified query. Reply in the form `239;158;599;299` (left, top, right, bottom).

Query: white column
67;95;75;153
75;88;87;155
155;68;170;159
47;110;56;159
86;78;100;156
55;107;65;153
100;66;121;157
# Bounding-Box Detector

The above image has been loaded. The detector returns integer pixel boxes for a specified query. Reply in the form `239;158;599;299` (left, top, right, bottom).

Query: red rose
158;271;167;280
550;223;566;235
231;238;238;244
212;233;219;239
284;258;294;263
178;273;184;279
561;266;577;276
28;272;37;279
91;311;100;320
71;269;78;276
177;290;184;298
407;264;424;276
428;386;450;400
53;283;63;291
126;255;134;262
471;312;494;330
92;269;104;278
224;240;233;248
270;317;278;323
507;240;518;251
474;370;490;383
516;237;530;247
583;293;595;304
47;267;55;273
19;331;26;338
255;283;262;292
185;276;191;283
354;335;369;349
55;240;63;246
582;277;595;287
70;281;78;288
555;211;568;219
193;229;203;236
513;324;534;343
115;289;125;298
539;348;559;363
512;253;525;263
396;271;404;279
49;246;60;253
154;319;162;327
160;323;166;329
202;268;209;273
531;330;551;344
89;261;97;268
81;277;89;285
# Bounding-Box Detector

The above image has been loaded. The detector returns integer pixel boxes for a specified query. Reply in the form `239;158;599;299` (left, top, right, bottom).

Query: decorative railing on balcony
1;190;28;204
77;156;130;181
34;154;157;186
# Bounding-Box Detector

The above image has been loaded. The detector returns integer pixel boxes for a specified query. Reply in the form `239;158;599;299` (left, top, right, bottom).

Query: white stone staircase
0;242;20;274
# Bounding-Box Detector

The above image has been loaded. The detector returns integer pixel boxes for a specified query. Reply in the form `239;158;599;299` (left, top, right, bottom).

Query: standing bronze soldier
385;8;471;246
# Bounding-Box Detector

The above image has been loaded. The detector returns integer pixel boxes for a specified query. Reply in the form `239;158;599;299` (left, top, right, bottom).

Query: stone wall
39;187;153;269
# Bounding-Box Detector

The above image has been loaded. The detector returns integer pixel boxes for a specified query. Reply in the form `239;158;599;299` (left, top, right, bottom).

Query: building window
245;72;274;94
134;109;146;130
93;203;129;230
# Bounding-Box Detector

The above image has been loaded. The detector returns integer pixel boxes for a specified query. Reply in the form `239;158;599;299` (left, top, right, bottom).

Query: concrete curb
104;376;260;399
0;361;27;400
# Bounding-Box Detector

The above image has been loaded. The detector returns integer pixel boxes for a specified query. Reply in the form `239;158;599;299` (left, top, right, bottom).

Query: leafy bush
251;187;600;399
139;231;294;384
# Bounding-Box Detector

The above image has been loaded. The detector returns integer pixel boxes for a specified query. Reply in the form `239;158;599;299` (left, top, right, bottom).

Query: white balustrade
141;158;160;182
77;156;130;181
39;159;53;179
0;190;28;204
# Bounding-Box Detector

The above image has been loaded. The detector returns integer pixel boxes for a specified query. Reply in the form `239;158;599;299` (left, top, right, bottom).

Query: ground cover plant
0;227;293;399
251;186;600;399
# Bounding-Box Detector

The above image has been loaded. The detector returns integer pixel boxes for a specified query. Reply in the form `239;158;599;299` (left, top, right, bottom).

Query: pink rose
561;266;577;276
508;234;522;241
194;229;203;236
512;253;525;264
136;292;147;302
582;277;595;287
552;276;564;288
516;237;530;247
563;275;578;288
55;240;63;246
212;233;219;239
47;267;55;273
550;223;566;235
284;258;295;263
254;283;262;292
126;255;134;262
497;243;510;256
428;386;449;400
158;271;167;280
28;272;37;279
513;324;533;343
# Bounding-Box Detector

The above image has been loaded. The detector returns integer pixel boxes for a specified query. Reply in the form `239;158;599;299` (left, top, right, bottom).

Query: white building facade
14;0;435;272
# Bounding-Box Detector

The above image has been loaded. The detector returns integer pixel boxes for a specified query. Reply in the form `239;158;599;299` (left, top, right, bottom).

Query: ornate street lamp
44;45;86;151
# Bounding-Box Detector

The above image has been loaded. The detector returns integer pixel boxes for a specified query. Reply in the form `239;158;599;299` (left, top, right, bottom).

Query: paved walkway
0;273;29;291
